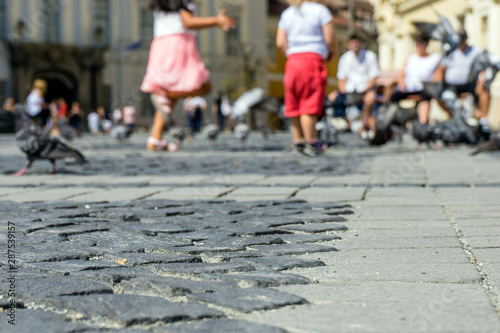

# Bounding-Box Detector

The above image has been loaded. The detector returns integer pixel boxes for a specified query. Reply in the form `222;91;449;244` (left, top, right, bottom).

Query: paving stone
0;309;91;333
42;294;224;326
202;270;312;288
26;224;110;237
278;234;341;243
119;276;239;297
0;276;112;299
278;222;348;233
156;318;289;333
231;256;326;271
291;213;348;223
248;243;338;256
148;262;256;277
71;267;156;287
188;287;308;313
101;253;201;266
24;260;123;276
119;223;194;236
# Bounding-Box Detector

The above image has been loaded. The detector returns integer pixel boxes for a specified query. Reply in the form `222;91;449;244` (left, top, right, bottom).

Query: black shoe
303;142;322;157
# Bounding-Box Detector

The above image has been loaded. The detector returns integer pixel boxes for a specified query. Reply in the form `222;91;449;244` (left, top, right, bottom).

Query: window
0;0;6;39
41;0;61;43
140;8;153;48
94;0;110;45
225;21;240;56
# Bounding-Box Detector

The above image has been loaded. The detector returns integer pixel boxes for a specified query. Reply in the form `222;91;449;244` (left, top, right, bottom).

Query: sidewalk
0;132;499;332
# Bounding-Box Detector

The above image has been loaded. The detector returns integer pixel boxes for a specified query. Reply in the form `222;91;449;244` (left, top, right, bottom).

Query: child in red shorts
276;0;337;156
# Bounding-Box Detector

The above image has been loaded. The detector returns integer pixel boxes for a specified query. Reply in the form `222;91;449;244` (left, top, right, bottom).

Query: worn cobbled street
0;131;500;332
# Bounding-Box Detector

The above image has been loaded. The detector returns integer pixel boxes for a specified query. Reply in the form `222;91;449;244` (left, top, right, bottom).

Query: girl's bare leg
417;101;430;124
148;96;178;150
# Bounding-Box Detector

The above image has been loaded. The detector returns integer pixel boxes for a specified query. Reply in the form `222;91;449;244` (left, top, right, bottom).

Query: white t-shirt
278;2;333;59
442;46;483;85
122;106;136;124
337;49;380;93
153;3;197;38
404;53;441;92
87;112;100;130
26;89;44;116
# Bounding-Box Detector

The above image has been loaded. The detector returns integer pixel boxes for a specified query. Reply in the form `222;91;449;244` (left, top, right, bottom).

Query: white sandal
146;137;178;152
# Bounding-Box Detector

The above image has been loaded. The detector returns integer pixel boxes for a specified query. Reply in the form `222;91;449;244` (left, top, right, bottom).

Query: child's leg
148;95;178;150
289;117;304;143
164;82;212;99
300;114;318;142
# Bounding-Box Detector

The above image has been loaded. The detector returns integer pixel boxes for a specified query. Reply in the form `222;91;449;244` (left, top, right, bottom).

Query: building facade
372;0;500;127
0;0;269;122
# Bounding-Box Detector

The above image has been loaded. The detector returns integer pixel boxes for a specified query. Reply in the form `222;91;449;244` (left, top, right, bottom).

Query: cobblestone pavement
1;131;500;332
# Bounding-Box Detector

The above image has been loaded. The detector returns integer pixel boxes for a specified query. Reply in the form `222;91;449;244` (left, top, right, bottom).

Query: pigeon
203;123;220;143
169;126;191;146
468;51;500;90
231;88;265;119
257;121;274;141
412;120;438;145
471;132;500;155
234;122;250;144
413;13;460;56
110;124;133;143
12;105;87;176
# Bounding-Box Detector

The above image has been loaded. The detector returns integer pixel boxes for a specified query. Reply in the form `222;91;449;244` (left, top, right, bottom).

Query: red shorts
283;53;327;118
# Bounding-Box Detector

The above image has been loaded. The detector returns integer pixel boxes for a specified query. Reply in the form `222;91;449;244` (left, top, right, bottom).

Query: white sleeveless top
153;3;197;37
404;53;441;92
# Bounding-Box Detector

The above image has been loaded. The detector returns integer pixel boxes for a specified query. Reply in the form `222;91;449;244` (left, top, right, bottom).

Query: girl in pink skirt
141;0;237;151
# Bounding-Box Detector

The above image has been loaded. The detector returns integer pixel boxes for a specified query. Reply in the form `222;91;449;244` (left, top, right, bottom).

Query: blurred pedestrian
68;101;83;136
2;97;15;111
276;0;337;156
140;0;237;151
57;98;68;126
122;105;136;133
334;33;380;139
212;91;230;131
26;79;49;127
87;109;101;135
112;107;123;125
390;33;440;125
184;95;206;133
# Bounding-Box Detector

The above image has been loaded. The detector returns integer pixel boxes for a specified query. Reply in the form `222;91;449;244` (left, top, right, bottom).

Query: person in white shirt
391;34;441;124
331;33;380;136
435;29;490;128
26;79;49;127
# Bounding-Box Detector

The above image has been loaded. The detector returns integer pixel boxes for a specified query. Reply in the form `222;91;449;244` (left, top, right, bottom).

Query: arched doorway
32;69;78;106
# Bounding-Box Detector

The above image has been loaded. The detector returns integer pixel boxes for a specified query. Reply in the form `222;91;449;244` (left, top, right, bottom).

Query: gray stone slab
228;186;300;197
188;287;308;313
293;263;481;283
71;267;155;287
201;270;311;288
338;237;461;250
353;206;449;221
231;256;326;271
460;226;500;237
24;260;122;276
343;228;458;238
240;297;500;333
278;234;341;244
69;187;163;202
148;262;256;277
42;294;224;326
119;276;239;297
0;276;112;299
473;248;500;263
157;319;289;333
249;243;338;256
294;187;366;202
101;253;201;266
0;309;91;333
278;222;347;233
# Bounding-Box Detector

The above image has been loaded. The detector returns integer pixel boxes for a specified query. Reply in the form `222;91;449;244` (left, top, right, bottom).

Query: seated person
434;28;490;130
329;33;380;136
390;34;441;124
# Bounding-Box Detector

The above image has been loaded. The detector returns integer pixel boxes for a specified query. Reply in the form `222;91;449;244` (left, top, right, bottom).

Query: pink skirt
141;33;210;94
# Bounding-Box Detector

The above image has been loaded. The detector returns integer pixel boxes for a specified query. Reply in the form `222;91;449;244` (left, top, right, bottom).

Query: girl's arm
276;28;288;56
180;9;237;31
322;21;337;62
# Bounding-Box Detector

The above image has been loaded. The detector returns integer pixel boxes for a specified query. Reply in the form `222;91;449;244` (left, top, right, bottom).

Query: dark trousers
186;108;202;133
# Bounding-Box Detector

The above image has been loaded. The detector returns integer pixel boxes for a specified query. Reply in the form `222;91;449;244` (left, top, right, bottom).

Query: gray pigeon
12;105;87;176
471;132;500;155
468;51;500;90
203;123;219;142
169;126;191;146
234;122;250;144
111;124;133;143
413;13;460;56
